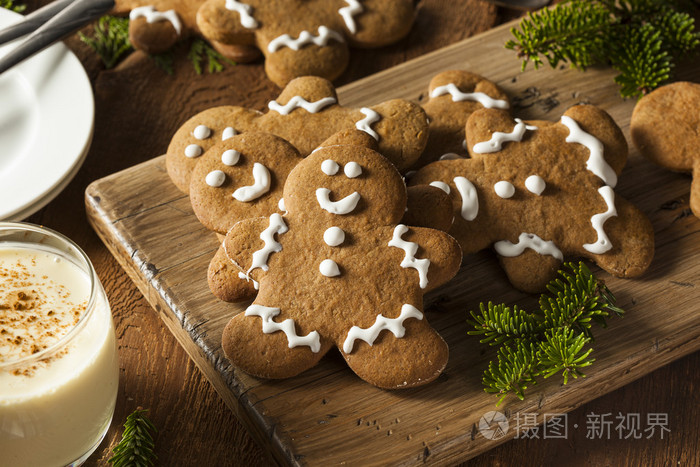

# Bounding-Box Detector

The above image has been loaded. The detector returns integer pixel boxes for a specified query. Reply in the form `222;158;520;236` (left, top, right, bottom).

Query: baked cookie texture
630;81;700;217
167;76;429;192
114;0;261;60
410;105;655;293
220;136;462;388
196;0;415;86
415;70;510;169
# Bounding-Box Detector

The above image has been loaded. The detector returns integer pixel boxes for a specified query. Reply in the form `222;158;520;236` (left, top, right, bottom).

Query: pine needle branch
506;0;700;98
468;262;623;405
108;408;157;467
79;16;132;69
187;39;235;75
1;0;25;12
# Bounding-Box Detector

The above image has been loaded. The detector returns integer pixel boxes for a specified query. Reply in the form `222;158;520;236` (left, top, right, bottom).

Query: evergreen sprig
108;408;157;467
79;16;132;69
468;262;623;405
187;38;235;74
1;0;25;12
505;0;700;98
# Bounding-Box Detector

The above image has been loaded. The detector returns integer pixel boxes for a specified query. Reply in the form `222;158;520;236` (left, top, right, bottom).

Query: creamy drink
0;223;119;467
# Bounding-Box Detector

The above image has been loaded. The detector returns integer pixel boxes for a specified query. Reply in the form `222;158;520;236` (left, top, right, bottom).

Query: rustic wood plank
85;18;700;465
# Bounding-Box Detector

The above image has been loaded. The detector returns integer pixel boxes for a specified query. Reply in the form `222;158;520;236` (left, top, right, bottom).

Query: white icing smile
233;163;271;202
316;188;360;215
453;176;478;221
430;181;450;194
430;83;509;109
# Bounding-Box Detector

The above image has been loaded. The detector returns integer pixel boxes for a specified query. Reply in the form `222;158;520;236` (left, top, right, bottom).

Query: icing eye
205;170;226;187
525;175;546;195
221;149;241;166
222;127;236;141
193;125;211;140
494;181;515;199
278;198;286;212
184;144;203;158
344;162;362;178
429;181;450;194
321;159;340;175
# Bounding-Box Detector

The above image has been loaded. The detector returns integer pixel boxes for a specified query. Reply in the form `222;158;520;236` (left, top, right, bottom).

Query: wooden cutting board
85;19;700;466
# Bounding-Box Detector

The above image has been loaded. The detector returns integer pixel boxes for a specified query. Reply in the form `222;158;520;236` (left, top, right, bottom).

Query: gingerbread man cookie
114;0;260;59
631;81;700;218
196;0;415;86
415;70;510;168
410;105;654;292
206;130;454;304
220;138;462;388
167;76;429;192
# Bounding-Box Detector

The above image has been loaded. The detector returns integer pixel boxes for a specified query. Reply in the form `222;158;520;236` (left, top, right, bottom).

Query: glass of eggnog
0;222;119;467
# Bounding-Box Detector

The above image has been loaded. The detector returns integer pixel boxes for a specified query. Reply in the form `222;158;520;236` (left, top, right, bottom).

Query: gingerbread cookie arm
223;214;288;285
343;0;414;47
578;196;654;278
402;185;454;232
366;99;429;173
692;163;700;217
208;244;257;302
388;225;462;294
222;305;333;379
342;316;448;389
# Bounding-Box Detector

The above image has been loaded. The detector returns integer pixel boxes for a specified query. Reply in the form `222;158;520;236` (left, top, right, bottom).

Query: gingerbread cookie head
415;70;510;168
196;0;415;86
189;131;302;234
166;76;429;192
112;1;200;54
410;105;654;292
220;138;462;388
631;81;700;217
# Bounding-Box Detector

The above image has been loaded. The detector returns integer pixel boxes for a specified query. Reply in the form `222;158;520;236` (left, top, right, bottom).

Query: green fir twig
79;16;132;69
506;0;700;98
108;408;157;467
468;262;623;405
187;38;235;74
1;0;25;12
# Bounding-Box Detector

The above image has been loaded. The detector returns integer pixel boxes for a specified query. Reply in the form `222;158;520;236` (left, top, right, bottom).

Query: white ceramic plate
0;8;94;220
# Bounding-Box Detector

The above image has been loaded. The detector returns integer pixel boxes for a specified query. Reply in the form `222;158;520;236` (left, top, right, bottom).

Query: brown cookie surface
166;76;429;192
221;141;461;388
631;81;700;217
410;105;654;292
196;0;415;86
414;70;510;169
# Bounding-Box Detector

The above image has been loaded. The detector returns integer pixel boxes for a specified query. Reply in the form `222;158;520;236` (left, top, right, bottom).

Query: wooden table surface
20;1;699;465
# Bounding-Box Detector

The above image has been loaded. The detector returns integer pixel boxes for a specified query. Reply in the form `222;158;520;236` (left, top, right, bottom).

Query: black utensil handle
0;0;115;75
0;0;76;46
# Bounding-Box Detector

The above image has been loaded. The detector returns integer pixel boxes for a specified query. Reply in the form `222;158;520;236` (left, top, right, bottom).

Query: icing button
323;226;345;246
494;181;515;199
184;144;203;158
319;259;341;277
193;125;211;140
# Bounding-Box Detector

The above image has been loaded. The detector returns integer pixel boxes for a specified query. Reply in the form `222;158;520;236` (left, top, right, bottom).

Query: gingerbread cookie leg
222;304;332;379
341;316;448;389
498;250;562;294
208;245;257;302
